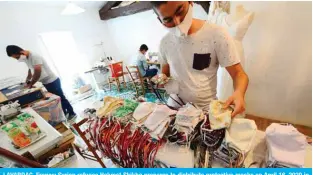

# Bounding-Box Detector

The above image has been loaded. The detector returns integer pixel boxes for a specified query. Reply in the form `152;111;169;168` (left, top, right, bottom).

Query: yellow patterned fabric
96;96;123;118
208;100;232;130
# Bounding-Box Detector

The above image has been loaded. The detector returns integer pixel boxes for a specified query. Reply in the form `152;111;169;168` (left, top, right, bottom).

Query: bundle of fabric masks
212;118;257;168
96;96;124;118
195;100;257;168
167;103;204;146
88;116;164;168
91;97;261;168
133;102;177;139
265;123;307;168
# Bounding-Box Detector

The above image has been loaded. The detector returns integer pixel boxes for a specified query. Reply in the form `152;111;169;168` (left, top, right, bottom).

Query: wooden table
147;61;160;66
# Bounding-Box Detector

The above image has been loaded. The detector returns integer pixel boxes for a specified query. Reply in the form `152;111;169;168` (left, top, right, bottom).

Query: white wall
0;2;119;81
230;1;312;126
105;4;207;65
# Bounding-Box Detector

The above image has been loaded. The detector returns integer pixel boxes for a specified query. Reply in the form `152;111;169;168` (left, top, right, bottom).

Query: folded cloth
113;99;139;118
209;100;232;130
265;123;307;167
132;102;157;124
149;118;171;140
96;96;123;118
175;103;203;130
144;105;177;132
225;118;257;154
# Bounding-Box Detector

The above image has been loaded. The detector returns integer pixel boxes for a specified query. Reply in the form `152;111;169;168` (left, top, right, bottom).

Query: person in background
5;45;76;121
135;44;158;77
151;1;249;117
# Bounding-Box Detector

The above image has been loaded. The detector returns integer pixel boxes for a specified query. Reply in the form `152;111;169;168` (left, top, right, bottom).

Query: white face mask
167;4;193;37
18;55;27;62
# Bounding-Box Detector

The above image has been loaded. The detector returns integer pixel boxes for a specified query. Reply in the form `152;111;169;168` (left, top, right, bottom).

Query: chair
72;118;106;168
126;65;152;97
108;61;127;92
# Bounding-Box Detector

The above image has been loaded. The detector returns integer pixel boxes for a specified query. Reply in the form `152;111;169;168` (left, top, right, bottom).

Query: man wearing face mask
152;2;249;117
5;45;76;121
135;44;158;77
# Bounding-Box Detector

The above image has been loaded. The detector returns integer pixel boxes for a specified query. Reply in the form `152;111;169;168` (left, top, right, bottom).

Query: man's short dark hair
150;1;168;8
6;45;23;56
139;44;148;51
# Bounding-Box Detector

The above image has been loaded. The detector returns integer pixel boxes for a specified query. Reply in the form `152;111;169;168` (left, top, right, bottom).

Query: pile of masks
195;100;232;168
196;100;257;168
133;102;177;140
265;123;307;168
213;118;257;168
167;103;204;146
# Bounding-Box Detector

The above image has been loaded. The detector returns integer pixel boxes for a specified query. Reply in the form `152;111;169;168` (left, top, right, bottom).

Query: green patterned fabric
113;99;139;118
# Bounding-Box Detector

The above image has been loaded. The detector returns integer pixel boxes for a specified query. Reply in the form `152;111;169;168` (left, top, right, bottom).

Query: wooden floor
246;114;312;137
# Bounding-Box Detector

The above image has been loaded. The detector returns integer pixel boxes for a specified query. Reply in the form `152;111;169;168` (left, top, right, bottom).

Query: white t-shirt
159;22;239;110
19;52;57;85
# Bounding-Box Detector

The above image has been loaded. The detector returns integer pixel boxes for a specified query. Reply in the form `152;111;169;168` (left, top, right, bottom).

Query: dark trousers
144;68;158;77
43;78;75;116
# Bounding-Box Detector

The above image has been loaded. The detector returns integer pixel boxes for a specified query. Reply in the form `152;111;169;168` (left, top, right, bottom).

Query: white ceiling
0;1;107;10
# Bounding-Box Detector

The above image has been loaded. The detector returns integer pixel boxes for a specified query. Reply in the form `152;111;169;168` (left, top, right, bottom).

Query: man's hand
224;91;246;118
225;63;249;118
24;83;32;89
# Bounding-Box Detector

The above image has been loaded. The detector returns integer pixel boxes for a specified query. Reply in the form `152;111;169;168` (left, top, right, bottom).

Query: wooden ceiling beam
99;1;153;20
99;1;122;17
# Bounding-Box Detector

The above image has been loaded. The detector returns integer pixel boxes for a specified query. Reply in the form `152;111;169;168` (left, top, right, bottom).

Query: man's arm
225;63;249;117
26;69;32;83
27;65;41;88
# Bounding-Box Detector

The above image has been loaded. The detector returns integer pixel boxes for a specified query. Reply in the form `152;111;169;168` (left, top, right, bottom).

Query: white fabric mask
225;118;257;154
167;4;193;37
18;55;27;62
265;123;306;167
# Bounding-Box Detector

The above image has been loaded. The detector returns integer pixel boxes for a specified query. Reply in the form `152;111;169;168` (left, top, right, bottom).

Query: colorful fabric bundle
265;123;307;168
96;96;123;118
113;99;139;118
88;116;164;168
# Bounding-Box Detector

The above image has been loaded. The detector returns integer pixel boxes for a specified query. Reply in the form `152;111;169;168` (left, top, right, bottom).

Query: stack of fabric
167;103;204;145
265;123;307;168
143;105;177;139
213;118;257;167
96;96;123;118
132;102;157;125
113;99;139;123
